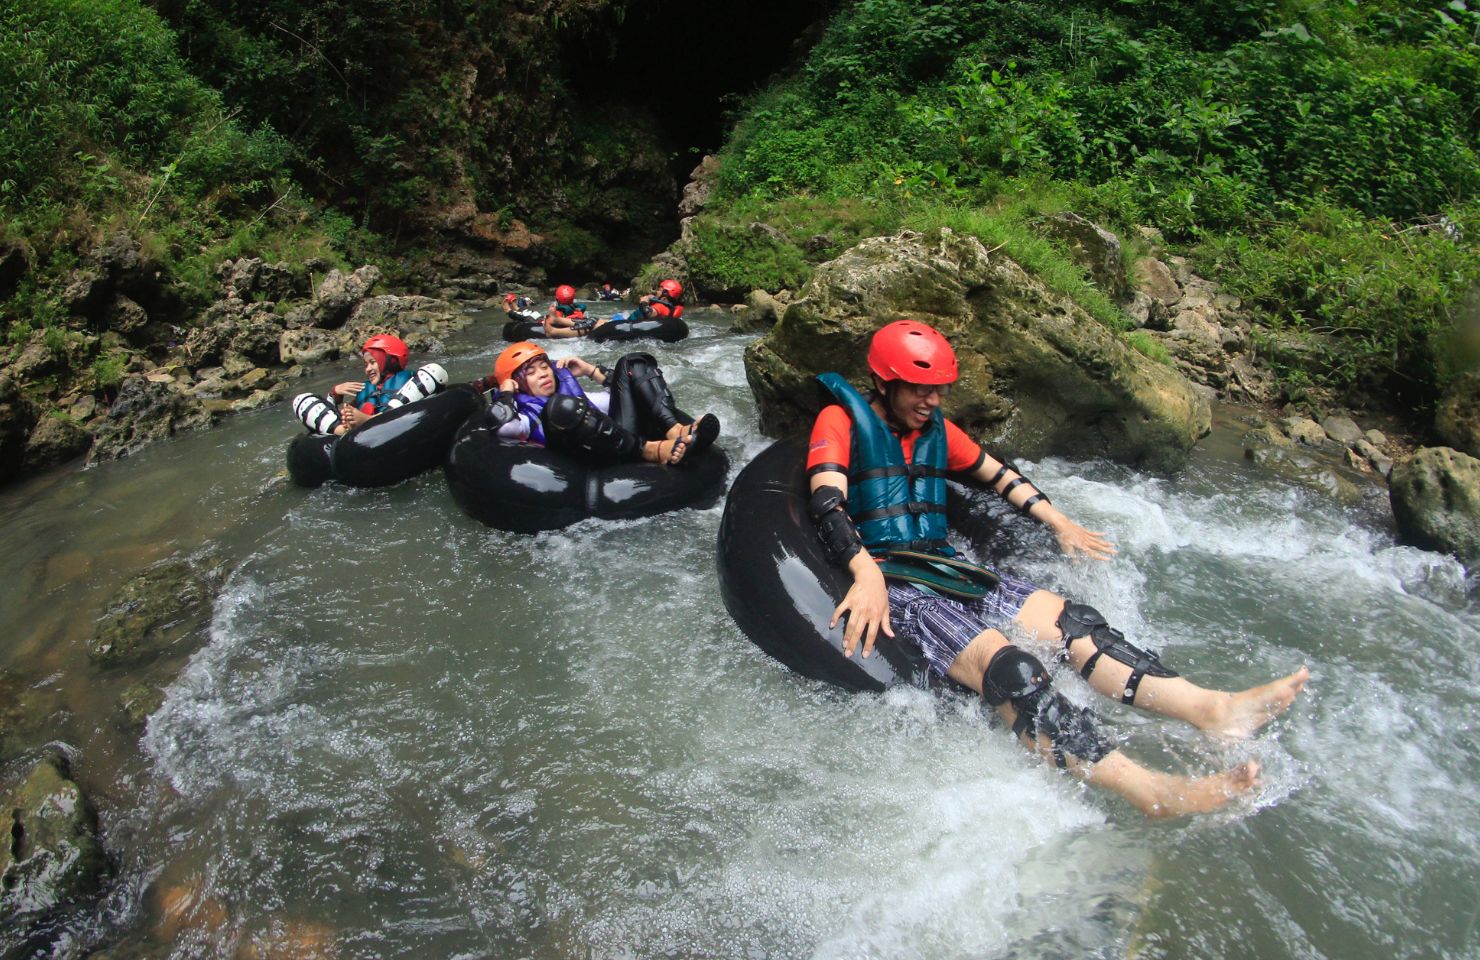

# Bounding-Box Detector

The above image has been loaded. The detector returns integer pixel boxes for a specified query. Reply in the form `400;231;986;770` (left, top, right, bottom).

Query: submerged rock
745;228;1209;470
88;553;228;666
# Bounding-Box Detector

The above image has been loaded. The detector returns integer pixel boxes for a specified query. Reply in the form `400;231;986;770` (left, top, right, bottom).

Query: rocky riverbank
0;232;508;485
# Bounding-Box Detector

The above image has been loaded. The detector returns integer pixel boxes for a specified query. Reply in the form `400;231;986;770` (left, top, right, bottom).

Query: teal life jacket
816;373;953;557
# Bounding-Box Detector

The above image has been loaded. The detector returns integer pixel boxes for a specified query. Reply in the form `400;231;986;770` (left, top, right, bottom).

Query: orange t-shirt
807;405;984;475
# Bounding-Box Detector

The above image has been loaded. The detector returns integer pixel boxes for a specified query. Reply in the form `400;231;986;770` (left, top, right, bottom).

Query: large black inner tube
445;414;729;532
587;314;687;343
286;385;484;488
716;436;932;693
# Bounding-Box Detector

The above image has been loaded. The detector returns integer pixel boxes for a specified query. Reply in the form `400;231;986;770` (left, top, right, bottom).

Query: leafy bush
1197;201;1480;403
686;219;811;300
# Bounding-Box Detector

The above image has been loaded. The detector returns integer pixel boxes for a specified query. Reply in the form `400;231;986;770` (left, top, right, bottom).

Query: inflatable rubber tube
502;310;546;341
286;384;484;488
444;415;730;532
715;436;932;693
587;313;688;344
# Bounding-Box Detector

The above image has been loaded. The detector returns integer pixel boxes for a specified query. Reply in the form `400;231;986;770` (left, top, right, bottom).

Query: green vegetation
0;0;381;380
709;0;1480;412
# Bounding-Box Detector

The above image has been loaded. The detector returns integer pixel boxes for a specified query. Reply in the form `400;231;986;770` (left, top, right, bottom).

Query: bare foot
1139;760;1262;819
1086;752;1263;819
1198;666;1309;739
642;436;688;466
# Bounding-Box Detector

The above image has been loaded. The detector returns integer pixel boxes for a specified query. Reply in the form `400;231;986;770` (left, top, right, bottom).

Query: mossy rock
745;228;1209;470
0;755;107;921
88;554;228;667
1389;446;1480;565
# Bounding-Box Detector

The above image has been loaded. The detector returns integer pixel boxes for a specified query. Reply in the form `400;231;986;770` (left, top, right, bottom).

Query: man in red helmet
806;319;1309;817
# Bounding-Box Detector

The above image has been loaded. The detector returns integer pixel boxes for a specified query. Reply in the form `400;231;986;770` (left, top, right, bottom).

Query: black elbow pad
485;392;518;428
808;485;864;566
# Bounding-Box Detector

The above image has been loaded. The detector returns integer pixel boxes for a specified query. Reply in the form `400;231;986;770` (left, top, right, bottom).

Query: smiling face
362;351;383;384
876;376;950;432
518;356;556;397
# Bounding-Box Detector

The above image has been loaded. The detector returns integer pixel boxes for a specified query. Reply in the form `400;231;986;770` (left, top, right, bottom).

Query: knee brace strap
1057;602;1179;705
982;647;1110;767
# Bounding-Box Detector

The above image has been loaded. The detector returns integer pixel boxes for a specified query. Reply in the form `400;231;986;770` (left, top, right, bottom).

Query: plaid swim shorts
887;572;1042;677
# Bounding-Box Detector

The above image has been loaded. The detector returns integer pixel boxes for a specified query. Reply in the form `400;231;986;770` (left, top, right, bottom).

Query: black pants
543;353;690;464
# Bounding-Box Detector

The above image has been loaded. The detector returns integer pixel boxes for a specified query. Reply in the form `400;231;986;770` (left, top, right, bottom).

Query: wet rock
1389;446;1480;565
1242;442;1367;505
231;388;278;413
1353;438;1393;477
1132;257;1181;306
1041;212;1129;302
736;289;788;332
88;554;226;666
23;413;92;469
88;377;213;463
1435;370;1480;458
118;684;165;731
1283;416;1328;447
0;754;107;923
1320;414;1364;446
746;228;1209;470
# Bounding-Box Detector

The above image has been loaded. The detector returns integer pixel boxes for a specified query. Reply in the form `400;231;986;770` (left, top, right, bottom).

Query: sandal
683;414;720;458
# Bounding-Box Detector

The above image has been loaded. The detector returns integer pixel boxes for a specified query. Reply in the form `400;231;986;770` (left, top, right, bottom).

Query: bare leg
946;628;1258;817
1013;591;1308;738
1083;752;1261;819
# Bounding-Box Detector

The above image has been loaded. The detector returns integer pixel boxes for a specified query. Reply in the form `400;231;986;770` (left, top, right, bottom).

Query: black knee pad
543;393;590;432
982;647;1110;767
542;395;639;460
1057;602;1179;705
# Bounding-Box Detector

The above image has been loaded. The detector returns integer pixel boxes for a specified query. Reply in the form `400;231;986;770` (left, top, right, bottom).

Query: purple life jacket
513;366;587;445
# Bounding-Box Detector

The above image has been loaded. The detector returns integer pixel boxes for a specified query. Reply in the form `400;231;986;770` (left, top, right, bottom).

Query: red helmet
867;320;957;384
494;341;548;385
659;279;683;300
503;292;520;304
555;284;576;305
362;334;409;374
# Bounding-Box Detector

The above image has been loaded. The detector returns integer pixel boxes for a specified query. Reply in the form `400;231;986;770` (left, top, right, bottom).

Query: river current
1;308;1476;959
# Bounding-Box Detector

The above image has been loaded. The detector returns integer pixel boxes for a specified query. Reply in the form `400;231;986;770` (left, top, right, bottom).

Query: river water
1;308;1476;959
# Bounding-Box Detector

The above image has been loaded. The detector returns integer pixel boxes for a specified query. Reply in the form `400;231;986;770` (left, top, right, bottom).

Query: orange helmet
658;278;683;299
555;284;576;305
867;320;957;384
362;334;409;374
494;341;548;385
